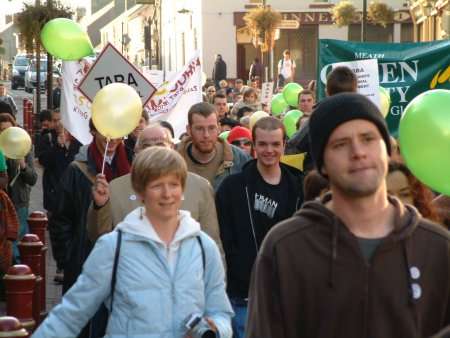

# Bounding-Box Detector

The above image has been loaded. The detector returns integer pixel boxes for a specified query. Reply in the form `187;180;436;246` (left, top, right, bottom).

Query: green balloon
271;93;289;116
41;18;94;60
219;130;230;141
399;89;450;196
283;109;303;138
282;83;303;107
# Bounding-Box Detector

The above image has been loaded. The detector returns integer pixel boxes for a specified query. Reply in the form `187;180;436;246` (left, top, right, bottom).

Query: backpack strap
110;230;122;312
196;235;206;275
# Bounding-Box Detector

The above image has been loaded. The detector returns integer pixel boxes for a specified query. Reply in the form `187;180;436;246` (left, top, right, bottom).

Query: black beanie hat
308;92;391;173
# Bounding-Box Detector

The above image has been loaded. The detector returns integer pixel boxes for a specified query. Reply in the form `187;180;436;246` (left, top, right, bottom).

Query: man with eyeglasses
227;126;253;157
177;102;251;192
87;123;223;255
215;117;304;338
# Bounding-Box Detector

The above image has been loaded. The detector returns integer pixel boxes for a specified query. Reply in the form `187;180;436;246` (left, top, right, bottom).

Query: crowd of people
0;60;449;338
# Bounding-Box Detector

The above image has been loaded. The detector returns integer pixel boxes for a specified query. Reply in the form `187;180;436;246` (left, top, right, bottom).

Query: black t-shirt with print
251;169;291;247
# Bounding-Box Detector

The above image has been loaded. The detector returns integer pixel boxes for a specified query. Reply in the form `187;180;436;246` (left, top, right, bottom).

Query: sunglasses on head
231;139;252;147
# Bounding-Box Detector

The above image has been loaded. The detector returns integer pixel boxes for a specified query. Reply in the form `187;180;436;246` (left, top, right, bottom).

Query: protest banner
146;51;203;138
317;39;450;135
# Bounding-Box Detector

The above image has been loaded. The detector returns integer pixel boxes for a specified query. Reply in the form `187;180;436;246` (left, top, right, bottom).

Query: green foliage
368;1;394;27
15;1;73;54
244;5;282;52
331;1;358;27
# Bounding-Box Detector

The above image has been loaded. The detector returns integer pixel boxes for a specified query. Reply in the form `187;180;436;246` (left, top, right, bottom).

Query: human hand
92;174;110;208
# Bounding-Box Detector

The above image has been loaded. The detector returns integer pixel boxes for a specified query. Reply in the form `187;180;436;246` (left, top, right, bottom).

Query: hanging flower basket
244;6;282;52
368;1;394;27
331;1;358;27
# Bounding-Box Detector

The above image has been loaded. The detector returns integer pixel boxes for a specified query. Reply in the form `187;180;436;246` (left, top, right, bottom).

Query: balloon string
101;139;109;175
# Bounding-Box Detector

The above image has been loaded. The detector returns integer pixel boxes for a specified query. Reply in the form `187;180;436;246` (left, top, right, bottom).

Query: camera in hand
185;314;217;338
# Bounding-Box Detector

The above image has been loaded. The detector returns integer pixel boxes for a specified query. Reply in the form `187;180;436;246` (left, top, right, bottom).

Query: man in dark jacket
216;116;304;338
212;54;227;89
246;93;450;338
50;120;130;293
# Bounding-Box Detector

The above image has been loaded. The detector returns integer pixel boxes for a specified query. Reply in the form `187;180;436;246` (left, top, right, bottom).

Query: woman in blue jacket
32;147;233;338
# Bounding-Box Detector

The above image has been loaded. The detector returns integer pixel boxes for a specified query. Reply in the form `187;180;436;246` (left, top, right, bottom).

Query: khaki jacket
86;172;223;256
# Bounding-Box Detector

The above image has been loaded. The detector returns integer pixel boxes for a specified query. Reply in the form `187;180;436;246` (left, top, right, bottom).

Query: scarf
88;142;130;182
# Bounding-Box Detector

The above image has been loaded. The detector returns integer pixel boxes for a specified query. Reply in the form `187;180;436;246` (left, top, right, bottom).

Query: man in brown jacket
87;124;222;254
246;93;450;338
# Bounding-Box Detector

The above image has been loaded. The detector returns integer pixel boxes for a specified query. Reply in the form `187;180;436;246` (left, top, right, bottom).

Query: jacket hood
297;194;420;242
116;208;201;245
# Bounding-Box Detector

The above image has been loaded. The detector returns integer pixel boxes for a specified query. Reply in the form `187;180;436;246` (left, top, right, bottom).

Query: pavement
0;81;62;316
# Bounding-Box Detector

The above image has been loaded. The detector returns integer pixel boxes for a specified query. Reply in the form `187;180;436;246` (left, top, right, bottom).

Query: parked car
24;59;62;93
11;54;30;90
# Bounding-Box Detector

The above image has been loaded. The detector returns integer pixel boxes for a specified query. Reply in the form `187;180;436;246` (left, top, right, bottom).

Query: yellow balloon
0;127;32;159
92;83;142;139
249;110;269;131
379;86;391;118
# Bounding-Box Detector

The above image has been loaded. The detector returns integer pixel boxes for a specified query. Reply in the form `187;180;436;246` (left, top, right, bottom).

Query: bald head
135;124;173;153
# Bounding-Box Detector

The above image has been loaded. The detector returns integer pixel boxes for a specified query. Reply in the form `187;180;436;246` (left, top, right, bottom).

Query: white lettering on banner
254;193;278;219
146;51;203;138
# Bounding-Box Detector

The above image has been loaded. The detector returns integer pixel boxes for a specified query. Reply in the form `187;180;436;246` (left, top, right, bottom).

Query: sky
2;0;90;14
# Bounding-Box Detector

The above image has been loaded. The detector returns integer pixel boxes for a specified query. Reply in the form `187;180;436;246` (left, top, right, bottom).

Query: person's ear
187;125;192;137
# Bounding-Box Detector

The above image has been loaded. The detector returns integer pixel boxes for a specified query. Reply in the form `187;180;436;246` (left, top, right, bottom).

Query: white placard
331;59;380;108
78;43;156;105
260;82;274;104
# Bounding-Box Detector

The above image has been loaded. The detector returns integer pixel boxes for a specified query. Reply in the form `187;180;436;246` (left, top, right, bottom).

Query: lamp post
361;0;367;42
47;0;53;110
35;0;41;115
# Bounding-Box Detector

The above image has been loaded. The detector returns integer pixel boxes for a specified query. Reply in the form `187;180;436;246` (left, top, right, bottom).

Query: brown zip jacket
246;196;450;338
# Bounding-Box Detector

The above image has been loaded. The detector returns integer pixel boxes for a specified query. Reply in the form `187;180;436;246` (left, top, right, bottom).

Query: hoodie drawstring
329;219;339;288
245;186;259;255
402;239;421;337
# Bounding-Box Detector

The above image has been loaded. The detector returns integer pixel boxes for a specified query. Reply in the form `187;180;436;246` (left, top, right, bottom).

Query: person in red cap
227;126;253;157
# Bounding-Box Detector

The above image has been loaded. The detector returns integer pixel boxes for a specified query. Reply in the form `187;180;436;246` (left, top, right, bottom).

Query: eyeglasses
208;90;216;93
231;139;252;147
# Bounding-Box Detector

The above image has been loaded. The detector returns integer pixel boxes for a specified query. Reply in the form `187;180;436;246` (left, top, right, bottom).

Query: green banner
317;39;450;136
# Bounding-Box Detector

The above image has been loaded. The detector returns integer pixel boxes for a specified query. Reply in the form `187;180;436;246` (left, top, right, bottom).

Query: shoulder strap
110;230;122;312
196;236;206;275
73;161;96;184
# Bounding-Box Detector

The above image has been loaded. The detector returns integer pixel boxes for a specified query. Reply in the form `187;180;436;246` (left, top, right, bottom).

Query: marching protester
0;113;37;262
216;117;304;338
0;83;18;117
87;123;223;256
123;109;149;163
230;87;261;117
177;102;250;191
32;147;233;338
387;161;443;225
213;93;230;120
246;93;450;338
227;126;253;157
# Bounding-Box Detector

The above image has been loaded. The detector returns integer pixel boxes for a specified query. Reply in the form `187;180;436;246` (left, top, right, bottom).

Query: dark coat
215;160;304;298
212;58;227;82
38;130;81;213
6;151;38;209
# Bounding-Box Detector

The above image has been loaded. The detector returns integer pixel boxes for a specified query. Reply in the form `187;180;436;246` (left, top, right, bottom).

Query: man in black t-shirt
215;116;304;338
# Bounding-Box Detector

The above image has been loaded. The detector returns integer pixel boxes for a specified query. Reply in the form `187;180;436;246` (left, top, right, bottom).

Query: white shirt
279;58;296;79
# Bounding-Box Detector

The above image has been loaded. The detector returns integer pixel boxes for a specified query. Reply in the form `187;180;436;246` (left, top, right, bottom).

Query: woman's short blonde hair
131;147;187;195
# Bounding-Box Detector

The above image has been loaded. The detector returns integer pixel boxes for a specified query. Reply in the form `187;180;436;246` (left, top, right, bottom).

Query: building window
348;24;394;42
